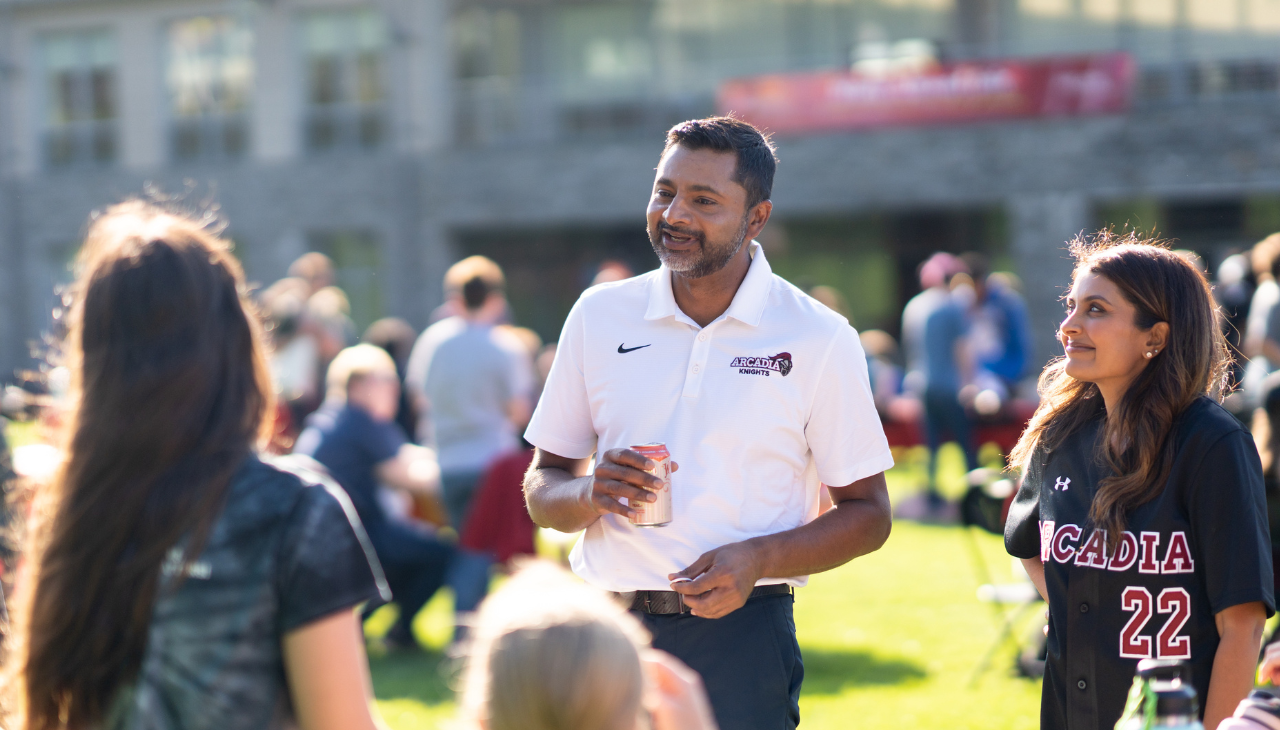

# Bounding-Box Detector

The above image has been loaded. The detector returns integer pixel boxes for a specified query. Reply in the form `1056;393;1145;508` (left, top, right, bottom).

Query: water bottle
1115;659;1204;730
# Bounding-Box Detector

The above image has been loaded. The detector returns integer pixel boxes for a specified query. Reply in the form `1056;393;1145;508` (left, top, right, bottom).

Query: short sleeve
1188;430;1276;617
524;298;597;459
277;481;390;633
1005;450;1044;560
805;323;895;486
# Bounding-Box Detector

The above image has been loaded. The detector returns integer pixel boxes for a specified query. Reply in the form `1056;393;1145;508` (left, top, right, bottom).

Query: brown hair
5;201;272;729
663;115;777;209
1009;230;1230;547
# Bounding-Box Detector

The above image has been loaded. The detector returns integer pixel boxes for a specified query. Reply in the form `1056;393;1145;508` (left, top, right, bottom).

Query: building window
302;10;388;153
40;30;117;168
308;231;384;330
166;16;253;162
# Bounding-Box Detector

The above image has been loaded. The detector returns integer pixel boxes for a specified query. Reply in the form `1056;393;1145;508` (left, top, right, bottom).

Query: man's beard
647;214;750;279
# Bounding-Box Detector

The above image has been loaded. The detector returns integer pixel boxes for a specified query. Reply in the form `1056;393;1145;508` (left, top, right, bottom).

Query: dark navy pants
636;594;803;730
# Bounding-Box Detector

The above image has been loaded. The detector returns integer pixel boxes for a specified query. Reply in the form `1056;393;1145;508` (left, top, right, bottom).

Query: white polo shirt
525;242;894;592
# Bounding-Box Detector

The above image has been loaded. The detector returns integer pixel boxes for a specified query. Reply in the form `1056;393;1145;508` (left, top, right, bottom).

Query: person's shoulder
255;453;361;519
420;316;466;345
217;454;319;528
1174;396;1249;450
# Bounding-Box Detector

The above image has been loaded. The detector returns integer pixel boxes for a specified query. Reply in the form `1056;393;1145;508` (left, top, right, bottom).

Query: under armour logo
1054;476;1071;491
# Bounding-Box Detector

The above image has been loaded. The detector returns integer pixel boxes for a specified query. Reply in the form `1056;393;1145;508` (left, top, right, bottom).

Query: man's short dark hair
662;116;777;209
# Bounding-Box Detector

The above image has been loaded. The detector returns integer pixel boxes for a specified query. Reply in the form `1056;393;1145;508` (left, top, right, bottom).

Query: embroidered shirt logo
729;352;793;377
1054;476;1071;491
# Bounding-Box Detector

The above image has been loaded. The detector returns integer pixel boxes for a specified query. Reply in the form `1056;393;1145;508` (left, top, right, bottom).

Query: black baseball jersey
1006;396;1275;730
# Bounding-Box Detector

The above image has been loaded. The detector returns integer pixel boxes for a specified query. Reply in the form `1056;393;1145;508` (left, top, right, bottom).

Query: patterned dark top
104;454;389;730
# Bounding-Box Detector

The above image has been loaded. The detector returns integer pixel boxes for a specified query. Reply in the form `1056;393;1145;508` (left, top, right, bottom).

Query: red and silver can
629;442;672;527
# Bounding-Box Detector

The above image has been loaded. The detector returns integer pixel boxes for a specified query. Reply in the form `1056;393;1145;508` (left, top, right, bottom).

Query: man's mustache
657;222;704;245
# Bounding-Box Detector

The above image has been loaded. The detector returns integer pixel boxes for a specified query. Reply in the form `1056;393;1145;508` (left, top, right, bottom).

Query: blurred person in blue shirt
295;344;454;650
960;252;1031;399
902;252;976;501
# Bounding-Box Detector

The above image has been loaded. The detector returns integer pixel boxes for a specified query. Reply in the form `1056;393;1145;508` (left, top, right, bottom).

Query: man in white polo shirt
523;116;894;730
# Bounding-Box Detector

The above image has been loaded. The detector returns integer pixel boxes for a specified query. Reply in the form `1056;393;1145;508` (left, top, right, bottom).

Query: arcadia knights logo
730;352;793;377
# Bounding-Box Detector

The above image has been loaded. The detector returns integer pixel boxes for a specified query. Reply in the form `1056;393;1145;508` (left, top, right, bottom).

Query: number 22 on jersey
1119;586;1192;660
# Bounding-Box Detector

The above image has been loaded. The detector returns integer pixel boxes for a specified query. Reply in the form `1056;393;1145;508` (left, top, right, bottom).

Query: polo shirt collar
644;241;772;327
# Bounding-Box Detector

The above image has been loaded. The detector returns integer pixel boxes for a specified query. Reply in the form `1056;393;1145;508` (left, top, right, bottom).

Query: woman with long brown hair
1005;231;1274;730
3;201;390;730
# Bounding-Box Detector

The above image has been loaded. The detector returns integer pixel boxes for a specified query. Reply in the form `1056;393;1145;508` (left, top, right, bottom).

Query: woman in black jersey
1005;232;1274;730
4;201;390;730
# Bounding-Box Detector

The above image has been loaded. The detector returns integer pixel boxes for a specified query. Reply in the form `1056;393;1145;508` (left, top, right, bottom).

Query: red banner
717;53;1136;135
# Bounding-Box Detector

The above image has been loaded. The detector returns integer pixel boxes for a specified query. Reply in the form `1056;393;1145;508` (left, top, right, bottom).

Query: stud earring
1145;352;1153;358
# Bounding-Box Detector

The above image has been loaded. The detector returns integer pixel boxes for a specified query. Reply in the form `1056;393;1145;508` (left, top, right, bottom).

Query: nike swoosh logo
618;343;651;354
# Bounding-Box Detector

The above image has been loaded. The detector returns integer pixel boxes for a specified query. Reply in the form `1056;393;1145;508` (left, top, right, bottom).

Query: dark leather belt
616;584;793;615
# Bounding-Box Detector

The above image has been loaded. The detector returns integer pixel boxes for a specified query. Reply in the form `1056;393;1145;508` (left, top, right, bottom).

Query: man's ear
744;200;773;241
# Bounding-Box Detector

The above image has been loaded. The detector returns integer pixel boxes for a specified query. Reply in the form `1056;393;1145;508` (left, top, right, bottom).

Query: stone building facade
2;0;1280;381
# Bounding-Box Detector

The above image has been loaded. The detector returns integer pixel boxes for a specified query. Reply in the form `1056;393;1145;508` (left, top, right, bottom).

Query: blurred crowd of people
828;251;1033;514
256;250;561;648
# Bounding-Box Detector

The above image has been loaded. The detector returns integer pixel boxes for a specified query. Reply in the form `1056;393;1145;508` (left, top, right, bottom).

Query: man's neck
670;244;752;328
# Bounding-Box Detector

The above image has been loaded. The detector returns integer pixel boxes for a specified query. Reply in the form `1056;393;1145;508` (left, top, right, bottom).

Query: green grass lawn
364;443;1045;729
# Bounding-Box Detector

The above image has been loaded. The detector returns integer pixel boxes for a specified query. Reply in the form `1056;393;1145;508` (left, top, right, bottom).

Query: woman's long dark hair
1009;230;1230;547
5;201;273;729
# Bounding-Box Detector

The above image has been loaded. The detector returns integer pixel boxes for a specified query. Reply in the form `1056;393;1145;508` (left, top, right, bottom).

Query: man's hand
581;448;678;520
667;541;764;619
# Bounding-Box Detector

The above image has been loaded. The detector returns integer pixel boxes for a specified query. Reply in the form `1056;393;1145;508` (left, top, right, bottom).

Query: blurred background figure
959;252;1030;407
288;251;337;297
405;256;534;640
591;259;635;287
809;284;852;323
260;276;321;447
902;252;976;509
308;285;358;370
1216;252;1255;413
859;329;907;420
458;562;719;730
1242;235;1280;401
294;344;454;651
362;316;421;441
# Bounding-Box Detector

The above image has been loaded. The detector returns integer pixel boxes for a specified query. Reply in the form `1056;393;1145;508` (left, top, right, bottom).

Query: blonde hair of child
461;562;651;730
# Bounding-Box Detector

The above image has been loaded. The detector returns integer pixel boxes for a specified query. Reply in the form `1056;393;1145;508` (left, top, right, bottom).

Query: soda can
629;443;672;527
